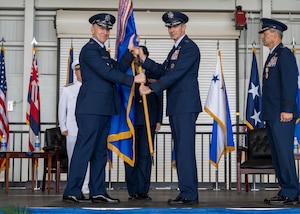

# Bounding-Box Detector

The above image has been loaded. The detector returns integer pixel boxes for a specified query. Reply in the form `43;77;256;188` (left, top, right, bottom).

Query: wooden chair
237;127;275;194
41;127;68;193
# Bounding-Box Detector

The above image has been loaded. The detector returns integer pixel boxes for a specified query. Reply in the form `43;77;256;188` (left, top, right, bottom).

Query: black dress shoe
168;196;198;205
62;195;88;203
128;194;152;200
264;195;281;204
91;194;120;203
138;194;152;200
128;194;139;200
268;195;299;206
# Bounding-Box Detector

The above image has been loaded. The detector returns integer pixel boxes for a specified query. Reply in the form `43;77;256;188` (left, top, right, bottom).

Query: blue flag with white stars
245;48;264;130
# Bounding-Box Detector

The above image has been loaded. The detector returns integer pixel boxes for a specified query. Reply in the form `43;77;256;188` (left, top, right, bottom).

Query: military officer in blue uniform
63;13;145;203
260;18;300;206
125;46;163;201
139;11;202;205
58;60;90;195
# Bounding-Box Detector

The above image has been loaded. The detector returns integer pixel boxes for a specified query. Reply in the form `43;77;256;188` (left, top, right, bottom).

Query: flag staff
1;37;5;47
139;38;153;159
137;56;154;158
31;37;38;46
31;37;40;190
214;41;221;191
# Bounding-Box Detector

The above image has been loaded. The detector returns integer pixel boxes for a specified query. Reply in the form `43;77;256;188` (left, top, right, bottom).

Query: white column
22;0;35;121
260;0;272;64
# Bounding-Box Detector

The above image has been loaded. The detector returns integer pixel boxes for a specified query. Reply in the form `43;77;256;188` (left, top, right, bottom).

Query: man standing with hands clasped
62;13;145;204
139;11;202;205
259;18;300;206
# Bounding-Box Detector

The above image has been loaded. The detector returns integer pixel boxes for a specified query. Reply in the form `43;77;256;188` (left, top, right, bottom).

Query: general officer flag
107;0;136;167
0;46;9;171
245;47;264;130
293;47;300;144
204;50;235;168
26;47;41;161
66;45;74;85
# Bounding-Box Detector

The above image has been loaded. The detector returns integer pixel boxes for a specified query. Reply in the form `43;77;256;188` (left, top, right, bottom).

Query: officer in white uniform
58;60;90;194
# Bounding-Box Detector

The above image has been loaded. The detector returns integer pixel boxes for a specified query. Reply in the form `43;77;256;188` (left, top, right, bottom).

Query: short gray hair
269;28;283;39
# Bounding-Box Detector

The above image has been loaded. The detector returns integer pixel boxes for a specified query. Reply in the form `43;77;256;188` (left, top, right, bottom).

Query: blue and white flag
245;47;264;130
204;50;235;168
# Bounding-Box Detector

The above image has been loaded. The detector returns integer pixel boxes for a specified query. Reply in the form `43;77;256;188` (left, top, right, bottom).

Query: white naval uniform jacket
58;81;82;137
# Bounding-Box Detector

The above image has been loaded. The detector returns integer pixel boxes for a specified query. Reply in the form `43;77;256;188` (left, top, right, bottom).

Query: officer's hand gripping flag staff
136;55;154;164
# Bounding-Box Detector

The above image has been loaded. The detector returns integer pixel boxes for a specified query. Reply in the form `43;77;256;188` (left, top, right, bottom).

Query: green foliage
0;205;32;214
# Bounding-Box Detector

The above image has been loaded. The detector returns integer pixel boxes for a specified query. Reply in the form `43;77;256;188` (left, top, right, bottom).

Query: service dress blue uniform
142;14;202;200
124;69;163;198
63;29;136;199
58;80;90;192
262;42;300;199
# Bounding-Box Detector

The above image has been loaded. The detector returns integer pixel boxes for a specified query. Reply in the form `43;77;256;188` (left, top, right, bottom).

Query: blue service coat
63;38;135;198
76;38;135;116
142;35;202;116
262;43;300;199
262;43;299;120
141;35;202;201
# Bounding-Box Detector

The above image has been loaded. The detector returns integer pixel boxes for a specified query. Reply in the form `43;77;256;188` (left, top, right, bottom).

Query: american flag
66;45;74;85
26;47;40;156
0;46;9;171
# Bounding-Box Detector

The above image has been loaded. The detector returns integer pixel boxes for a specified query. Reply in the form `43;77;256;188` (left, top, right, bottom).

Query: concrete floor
0;187;299;209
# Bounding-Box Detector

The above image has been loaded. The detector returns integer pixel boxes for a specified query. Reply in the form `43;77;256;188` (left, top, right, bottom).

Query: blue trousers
169;112;199;201
266;118;300;199
63;114;111;197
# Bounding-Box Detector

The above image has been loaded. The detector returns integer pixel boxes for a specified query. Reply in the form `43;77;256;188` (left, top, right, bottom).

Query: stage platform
0;188;300;213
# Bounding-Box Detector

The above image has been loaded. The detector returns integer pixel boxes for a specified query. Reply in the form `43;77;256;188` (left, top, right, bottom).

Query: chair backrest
44;127;68;167
247;128;272;160
45;127;65;147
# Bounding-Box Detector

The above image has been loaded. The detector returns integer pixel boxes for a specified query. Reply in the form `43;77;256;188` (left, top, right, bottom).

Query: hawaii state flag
26;47;40;158
66;45;74;85
107;0;136;167
0;46;9;171
204;49;235;168
245;47;264;130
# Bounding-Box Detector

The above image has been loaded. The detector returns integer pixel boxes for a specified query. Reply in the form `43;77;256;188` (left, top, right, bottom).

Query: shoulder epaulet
64;83;74;87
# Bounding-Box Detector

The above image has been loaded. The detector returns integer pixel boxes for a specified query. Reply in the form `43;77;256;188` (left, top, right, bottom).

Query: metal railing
1;123;281;191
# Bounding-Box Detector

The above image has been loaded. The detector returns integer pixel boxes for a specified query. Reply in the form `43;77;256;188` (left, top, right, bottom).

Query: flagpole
31;37;40;191
137;62;154;157
0;37;5;47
